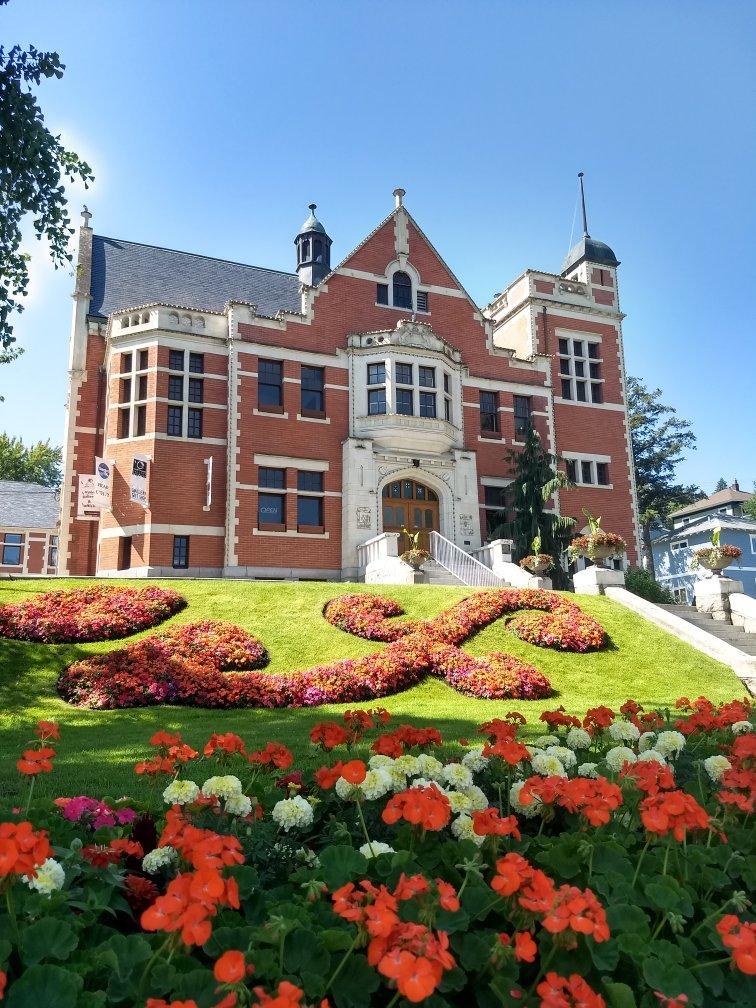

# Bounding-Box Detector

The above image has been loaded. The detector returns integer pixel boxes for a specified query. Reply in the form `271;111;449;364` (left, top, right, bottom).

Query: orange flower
310;722;349;750
472;808;521;839
537;972;606;1008
382;952;439;1003
541;885;610;943
16;747;56;776
0;821;52;877
640;789;710;841
314;762;344;789
717;914;756;975
435;879;460;912
341;760;367;785
482;739;531;765
382;786;451;831
204;732;247;757
250;980;305;1007
514;930;538;963
35;721;60;741
214;949;246;983
150;730;183;748
249;742;293;770
135;755;176;776
146;1000;199;1008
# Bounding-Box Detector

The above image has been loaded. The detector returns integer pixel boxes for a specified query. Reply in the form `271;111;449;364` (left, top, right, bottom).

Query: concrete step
658;604;756;654
422;561;466;587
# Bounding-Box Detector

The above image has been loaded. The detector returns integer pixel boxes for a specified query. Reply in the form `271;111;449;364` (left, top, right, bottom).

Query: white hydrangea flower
636;750;666;765
451;814;485;846
358;768;393;801
525;746;545;759
416;754;445;780
605;746;637;772
271;795;314;832
463;785;489;811
163;779;200;806
577;762;599;779
442;763;474;789
656;731;686;757
394;754;421;776
510;780;542;818
566;728;592;750
142;846;177;874
369;754;393;768
608;721;640;743
703;755;732;782
24;858;65;896
446;790;473;814
225;793;253;817
546;745;577;769
638;732;656;753
462;746;489;772
731;721;752;735
359;841;395;859
532;735;560;749
202;775;243;800
384;764;410;791
531;753;568;777
335;777;357;800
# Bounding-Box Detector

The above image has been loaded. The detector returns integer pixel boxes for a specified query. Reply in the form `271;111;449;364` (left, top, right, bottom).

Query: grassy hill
0;577;744;805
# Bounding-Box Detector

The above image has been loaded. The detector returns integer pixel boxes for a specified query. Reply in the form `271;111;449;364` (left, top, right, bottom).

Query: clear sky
3;0;754;494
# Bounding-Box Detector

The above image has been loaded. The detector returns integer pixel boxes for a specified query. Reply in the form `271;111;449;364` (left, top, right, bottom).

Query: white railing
429;531;503;588
356;532;400;569
471;539;513;570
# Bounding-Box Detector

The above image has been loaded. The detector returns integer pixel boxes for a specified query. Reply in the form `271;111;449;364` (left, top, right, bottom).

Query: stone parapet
695;577;743;622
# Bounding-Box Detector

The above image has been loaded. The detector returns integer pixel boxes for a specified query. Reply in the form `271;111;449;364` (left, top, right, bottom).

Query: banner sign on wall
130;455;149;509
77;474;97;516
93;457;113;510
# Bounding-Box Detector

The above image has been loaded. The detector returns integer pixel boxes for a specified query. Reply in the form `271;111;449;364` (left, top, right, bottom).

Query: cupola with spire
295;203;332;286
561;172;619;276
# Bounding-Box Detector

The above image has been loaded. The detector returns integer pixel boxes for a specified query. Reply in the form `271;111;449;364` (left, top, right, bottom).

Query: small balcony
354;412;461;453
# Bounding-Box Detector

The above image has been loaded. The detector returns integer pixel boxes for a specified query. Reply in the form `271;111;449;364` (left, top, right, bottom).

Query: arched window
392;271;413;309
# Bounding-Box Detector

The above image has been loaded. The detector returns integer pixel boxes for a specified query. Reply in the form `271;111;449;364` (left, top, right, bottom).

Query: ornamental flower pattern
57;588;608;710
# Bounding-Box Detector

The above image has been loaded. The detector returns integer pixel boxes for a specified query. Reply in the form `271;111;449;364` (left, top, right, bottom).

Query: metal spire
578;172;590;238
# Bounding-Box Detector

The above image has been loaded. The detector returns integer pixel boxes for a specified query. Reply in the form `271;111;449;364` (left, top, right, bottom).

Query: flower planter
698;556;734;573
520;556;554;576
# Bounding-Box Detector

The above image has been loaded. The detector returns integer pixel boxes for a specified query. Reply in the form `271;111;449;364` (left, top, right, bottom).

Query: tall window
169;375;183;400
187;408;203;439
558;338;603;403
2;533;23;566
297;470;325;530
480;391;499;435
301;365;325;415
118;536;132;571
166;350;204;438
419;391;436;418
172;535;189;569
482;485;508;540
167;405;182;437
392;271;413;309
513;396;532;436
367;362;386;415
47;535;58;569
189;352;204;374
188;377;203;403
258;492;285;528
396;388;413;416
259;466;285;489
258;359;283;409
169;349;184;371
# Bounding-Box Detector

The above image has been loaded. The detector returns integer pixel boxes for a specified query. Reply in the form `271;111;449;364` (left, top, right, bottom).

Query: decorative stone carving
356;507;372;529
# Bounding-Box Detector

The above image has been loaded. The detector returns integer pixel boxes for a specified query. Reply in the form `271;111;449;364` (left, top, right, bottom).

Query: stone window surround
562;451;612;488
557;334;604;405
375;260;431;315
359;348;458;426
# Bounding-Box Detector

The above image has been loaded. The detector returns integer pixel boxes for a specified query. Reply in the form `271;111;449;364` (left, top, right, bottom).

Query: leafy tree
0;433;62;487
627;376;702;577
743;486;756;521
0;29;94;365
714;477;728;492
503;426;575;588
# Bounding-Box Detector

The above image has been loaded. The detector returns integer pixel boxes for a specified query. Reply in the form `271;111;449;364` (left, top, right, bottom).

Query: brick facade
60;196;641;579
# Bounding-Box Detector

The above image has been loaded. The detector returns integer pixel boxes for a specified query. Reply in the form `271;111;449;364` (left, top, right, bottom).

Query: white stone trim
336;266;467;300
296;413;331;424
463;377;549;396
252;409;289;420
237;344;348;368
252;528;330;539
562;450;612;463
553;398;625;412
253;454;330;471
99;523;224;539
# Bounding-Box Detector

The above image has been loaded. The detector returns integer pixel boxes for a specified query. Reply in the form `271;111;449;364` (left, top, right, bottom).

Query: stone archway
379;474;446;552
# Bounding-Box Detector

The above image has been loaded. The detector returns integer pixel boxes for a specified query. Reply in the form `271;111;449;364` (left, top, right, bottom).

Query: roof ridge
92;234;297;279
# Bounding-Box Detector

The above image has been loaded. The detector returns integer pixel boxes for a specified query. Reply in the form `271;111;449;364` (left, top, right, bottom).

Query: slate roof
89;235;301;319
669;487;753;518
0;481;60;530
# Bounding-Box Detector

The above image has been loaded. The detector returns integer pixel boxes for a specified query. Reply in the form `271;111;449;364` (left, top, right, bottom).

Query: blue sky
3;0;754;494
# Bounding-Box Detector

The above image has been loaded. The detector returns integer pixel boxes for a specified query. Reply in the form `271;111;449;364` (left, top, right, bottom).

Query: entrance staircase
659;605;756;656
422;559;466;587
427;531;504;588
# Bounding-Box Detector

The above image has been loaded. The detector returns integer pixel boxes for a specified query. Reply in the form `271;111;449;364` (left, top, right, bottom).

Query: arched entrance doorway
381;478;440;552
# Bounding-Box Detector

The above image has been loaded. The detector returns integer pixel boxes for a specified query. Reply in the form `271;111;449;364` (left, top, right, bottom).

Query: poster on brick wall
77;474;97;516
93;458;113;510
130;455;149;509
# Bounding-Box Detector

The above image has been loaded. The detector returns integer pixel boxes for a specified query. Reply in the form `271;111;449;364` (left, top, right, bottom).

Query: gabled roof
669;486;752;518
655;512;756;544
89;236;301;319
0;481;60;530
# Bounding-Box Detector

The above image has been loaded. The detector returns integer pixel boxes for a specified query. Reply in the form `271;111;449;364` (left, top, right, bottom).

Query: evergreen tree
503;426;575;588
627;376;702;577
0;433;62;487
743;486;756;522
714;477;728;492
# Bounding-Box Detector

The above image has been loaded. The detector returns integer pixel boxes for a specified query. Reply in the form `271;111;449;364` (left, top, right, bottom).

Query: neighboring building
59;190;641;579
0;481;60;576
652;482;756;603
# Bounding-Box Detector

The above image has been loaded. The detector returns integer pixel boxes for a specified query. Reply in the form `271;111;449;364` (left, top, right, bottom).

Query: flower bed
1;698;754;1007
0;585;186;643
58;590;606;709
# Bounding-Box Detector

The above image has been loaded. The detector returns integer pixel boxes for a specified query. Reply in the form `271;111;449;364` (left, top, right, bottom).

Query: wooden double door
382;479;440;552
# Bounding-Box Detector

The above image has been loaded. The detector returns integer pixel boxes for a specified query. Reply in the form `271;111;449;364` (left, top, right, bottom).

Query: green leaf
317;846;368;889
203;926;254;957
644;877;694;917
534;835;583;879
20;917;78;966
454;932;493;972
436;907;469;934
6;964;83;1008
284;928;330;978
331;953;380;1008
319;928;354;952
642;958;703;1006
230;864;259;899
170;968;220;1008
587;936;619;972
606;903;651;936
76;993;107;1008
602;982;637;1008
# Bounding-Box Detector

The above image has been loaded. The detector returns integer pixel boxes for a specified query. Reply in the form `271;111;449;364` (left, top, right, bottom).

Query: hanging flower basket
400;548;430;571
568;530;627;564
691;544;741;573
519;553;555;575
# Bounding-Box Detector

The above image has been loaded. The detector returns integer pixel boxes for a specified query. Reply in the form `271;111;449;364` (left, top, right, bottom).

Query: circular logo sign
97;462;110;480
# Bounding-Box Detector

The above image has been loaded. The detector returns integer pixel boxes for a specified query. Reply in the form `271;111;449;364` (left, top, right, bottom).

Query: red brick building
59;191;641;579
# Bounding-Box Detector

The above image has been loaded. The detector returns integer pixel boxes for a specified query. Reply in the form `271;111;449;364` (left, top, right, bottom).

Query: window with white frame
116;347;149;439
166;349;205;438
750;534;756;554
2;532;23;566
672;586;689;604
365;359;452;421
558;337;603;404
481;482;510;540
376;270;430;313
671;539;688;553
564;457;610;486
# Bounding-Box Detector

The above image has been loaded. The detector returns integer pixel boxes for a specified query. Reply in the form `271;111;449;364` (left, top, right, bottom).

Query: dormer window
393;271;413;309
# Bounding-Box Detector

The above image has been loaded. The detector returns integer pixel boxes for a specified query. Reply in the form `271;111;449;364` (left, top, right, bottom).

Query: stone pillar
695;577;743;623
573;565;625;596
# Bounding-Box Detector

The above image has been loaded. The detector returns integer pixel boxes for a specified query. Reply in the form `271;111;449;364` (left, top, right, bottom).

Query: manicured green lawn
0;577;744;806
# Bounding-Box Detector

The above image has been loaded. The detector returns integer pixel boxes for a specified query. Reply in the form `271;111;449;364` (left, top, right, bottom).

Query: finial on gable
393;188;406;210
81;205;92;229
